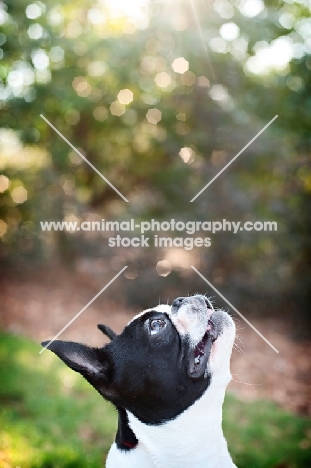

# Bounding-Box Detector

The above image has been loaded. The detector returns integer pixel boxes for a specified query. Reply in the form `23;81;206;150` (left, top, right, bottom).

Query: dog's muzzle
171;296;218;379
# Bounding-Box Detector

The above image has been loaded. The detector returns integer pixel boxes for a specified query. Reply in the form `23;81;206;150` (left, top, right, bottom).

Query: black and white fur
42;295;237;467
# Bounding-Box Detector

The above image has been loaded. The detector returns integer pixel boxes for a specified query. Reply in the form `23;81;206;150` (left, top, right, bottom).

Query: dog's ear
41;340;114;397
97;324;118;341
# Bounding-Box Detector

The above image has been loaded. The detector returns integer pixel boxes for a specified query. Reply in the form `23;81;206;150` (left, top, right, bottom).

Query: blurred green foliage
1;332;310;467
0;0;310;319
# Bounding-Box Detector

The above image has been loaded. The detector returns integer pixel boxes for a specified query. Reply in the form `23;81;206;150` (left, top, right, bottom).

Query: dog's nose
171;297;185;312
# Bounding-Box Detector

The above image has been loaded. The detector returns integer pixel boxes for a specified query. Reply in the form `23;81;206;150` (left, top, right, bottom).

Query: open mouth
188;318;217;379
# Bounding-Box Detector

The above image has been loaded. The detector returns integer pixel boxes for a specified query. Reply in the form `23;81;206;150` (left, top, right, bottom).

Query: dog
42;294;237;467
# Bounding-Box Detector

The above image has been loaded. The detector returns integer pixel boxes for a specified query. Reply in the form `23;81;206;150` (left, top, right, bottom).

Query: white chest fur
106;373;236;468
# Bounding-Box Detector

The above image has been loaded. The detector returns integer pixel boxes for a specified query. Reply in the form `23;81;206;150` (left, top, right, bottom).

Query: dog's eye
149;319;166;335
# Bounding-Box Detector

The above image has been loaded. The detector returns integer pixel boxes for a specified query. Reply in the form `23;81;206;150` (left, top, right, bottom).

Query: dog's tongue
187;333;213;379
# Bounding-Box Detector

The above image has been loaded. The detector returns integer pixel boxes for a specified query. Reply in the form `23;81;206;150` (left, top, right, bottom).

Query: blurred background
0;0;311;466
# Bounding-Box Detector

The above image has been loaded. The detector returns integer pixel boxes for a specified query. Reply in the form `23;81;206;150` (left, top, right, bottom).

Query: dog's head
42;295;235;424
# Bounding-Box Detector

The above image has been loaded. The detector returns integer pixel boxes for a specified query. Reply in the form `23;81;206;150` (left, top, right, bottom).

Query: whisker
231;374;262;386
235;334;244;346
233;343;244;354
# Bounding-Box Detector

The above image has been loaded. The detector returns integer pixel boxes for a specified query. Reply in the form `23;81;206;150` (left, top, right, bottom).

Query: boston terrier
42;294;237;467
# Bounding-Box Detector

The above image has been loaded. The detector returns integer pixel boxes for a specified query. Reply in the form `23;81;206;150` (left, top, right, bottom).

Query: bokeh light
171;57;189;74
146;108;162;124
11;186;27;204
155;71;171;88
156;259;171;277
179;147;195;164
0;175;10;192
117;89;134;105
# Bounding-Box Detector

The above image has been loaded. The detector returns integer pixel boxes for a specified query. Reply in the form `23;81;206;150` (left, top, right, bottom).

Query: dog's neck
107;364;236;468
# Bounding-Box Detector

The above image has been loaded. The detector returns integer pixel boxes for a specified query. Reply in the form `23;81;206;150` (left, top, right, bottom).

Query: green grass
1;333;310;467
0;333;117;467
223;395;311;468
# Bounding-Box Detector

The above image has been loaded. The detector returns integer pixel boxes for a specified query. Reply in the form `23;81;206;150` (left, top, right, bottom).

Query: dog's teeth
194;356;200;364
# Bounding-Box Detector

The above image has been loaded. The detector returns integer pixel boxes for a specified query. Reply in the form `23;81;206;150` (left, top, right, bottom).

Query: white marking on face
169;296;214;347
